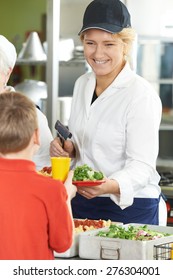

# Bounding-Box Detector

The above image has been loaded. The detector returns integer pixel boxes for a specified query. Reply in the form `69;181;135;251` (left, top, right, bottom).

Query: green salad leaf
73;164;104;181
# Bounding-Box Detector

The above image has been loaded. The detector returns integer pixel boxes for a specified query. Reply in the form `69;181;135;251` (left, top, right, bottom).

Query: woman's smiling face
83;29;125;78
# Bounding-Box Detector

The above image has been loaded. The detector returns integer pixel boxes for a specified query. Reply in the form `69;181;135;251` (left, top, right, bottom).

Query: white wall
127;0;173;36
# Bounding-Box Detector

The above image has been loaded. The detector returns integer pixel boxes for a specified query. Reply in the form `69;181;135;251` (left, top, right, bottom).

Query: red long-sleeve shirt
0;158;73;260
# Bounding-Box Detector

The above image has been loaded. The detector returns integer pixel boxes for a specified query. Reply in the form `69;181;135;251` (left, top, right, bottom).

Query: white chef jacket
69;63;163;210
33;107;53;170
5;86;53;170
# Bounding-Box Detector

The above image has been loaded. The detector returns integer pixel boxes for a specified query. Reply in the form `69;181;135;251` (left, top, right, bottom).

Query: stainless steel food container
79;224;173;260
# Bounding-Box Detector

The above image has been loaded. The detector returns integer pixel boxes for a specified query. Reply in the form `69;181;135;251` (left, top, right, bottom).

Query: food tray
54;219;123;258
78;224;173;260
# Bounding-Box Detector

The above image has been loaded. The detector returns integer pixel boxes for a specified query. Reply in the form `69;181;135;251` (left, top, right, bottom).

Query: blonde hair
114;28;136;57
0;92;38;153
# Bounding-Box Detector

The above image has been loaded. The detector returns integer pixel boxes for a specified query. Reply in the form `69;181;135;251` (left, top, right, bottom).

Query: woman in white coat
0;34;53;170
50;0;167;225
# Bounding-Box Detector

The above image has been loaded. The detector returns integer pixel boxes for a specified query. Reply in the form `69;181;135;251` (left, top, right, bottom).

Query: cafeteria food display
54;219;120;258
78;224;173;260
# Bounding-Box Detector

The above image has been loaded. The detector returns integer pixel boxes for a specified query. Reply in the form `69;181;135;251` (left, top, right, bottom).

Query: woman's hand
50;137;75;158
77;177;120;199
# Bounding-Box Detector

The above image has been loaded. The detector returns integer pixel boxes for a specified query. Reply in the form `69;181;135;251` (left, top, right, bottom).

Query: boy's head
0;91;38;154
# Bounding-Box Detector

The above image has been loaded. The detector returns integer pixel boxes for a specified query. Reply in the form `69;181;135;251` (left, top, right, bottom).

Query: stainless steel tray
79;224;173;260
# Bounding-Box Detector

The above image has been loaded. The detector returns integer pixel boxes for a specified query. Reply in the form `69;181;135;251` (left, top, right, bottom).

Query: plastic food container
78;224;173;260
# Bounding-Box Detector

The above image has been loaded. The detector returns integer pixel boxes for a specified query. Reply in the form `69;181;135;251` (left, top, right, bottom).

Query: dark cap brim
78;23;129;35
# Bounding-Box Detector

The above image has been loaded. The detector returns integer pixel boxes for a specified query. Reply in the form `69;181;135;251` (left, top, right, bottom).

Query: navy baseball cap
78;0;131;35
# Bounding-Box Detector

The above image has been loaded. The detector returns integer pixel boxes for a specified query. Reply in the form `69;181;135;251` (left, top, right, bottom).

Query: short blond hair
0;92;38;153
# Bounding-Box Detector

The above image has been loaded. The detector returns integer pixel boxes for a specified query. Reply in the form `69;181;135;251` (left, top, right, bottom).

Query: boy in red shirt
0;91;76;260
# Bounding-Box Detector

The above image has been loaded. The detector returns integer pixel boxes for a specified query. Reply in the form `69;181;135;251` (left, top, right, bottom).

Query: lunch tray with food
78;223;173;260
54;219;122;258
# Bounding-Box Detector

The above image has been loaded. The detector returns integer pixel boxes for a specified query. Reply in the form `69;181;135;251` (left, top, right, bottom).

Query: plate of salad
72;164;105;187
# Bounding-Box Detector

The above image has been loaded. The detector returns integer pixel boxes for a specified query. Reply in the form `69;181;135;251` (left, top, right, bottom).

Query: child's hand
64;170;77;200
